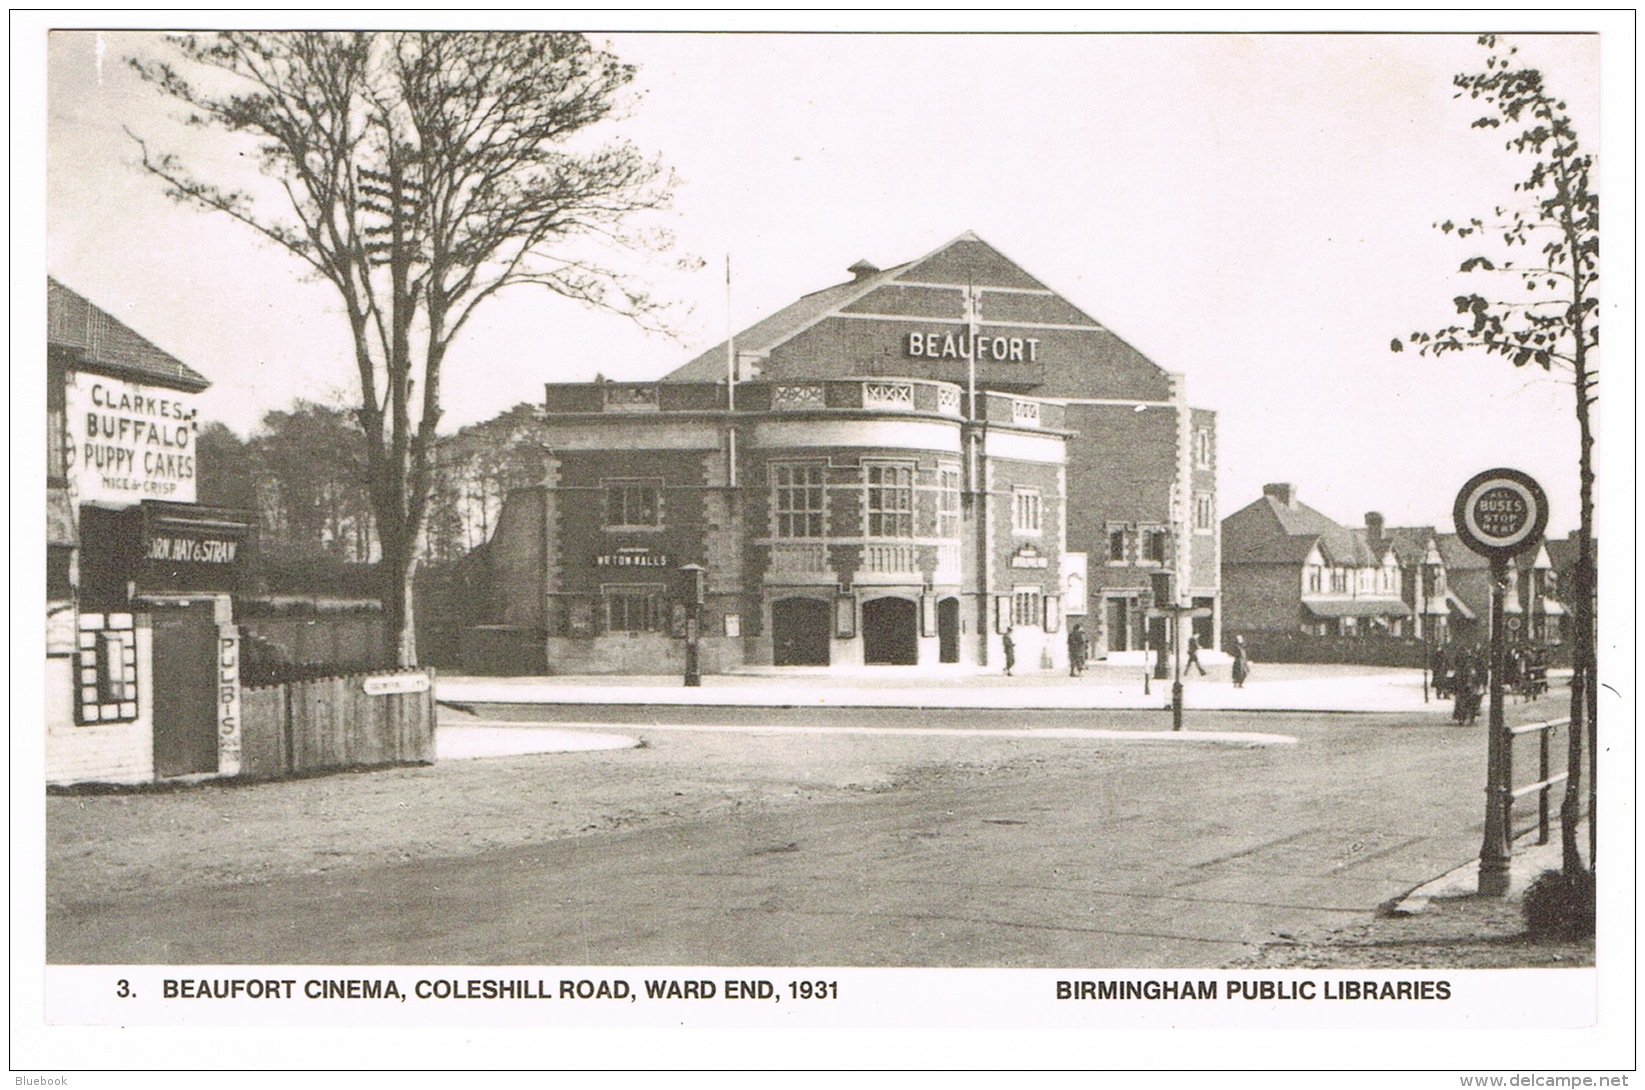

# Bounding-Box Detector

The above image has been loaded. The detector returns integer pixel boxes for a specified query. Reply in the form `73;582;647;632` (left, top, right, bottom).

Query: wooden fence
240;669;436;779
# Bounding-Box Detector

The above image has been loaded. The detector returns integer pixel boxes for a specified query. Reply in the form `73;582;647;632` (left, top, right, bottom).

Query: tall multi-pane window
1013;488;1041;534
865;463;913;538
603;586;665;632
1193;426;1214;469
604;479;662;528
1012;587;1043;628
1193;492;1215;533
772;463;825;538
1108;525;1129;564
938;467;962;538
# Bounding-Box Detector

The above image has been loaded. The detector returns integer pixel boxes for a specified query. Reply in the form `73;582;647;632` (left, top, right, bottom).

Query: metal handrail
1505;717;1570;844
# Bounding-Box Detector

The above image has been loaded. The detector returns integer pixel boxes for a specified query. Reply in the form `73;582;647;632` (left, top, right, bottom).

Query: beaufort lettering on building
906;331;1041;363
65;375;200;506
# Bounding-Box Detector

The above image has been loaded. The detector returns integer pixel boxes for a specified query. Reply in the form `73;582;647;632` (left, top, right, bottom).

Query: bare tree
129;31;680;664
1394;35;1598;879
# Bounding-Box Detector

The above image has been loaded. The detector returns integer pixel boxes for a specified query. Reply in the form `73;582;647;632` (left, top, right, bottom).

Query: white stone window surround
1012;487;1042;535
1193;491;1215;533
1011;585;1044;629
770;461;828;539
863;460;916;539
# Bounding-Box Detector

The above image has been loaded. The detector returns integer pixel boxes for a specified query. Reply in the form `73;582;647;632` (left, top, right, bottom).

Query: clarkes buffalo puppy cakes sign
65;372;199;506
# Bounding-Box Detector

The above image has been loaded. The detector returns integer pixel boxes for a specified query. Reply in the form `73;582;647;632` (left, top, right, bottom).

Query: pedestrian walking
1185;634;1207;676
1432;644;1453;698
1231;635;1250;689
1066;623;1086;677
1452;645;1485;725
1002;626;1016;677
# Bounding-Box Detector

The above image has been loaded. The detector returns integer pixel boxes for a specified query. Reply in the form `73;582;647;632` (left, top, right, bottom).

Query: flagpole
725;254;737;488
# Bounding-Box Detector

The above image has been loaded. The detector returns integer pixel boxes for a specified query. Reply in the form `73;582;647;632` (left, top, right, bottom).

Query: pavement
437;661;1563;714
433;662;1572;761
1391;833;1573;914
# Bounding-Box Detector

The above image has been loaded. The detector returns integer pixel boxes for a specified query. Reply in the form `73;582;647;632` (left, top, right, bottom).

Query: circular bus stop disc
1453;468;1549;562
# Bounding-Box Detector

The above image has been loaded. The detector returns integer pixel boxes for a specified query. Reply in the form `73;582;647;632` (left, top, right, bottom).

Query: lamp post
1146;601;1213;732
680;563;705;688
1420;560;1431;704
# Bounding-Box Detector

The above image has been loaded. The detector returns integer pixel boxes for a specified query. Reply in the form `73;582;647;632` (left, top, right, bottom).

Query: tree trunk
1561;305;1596;878
379;528;420;668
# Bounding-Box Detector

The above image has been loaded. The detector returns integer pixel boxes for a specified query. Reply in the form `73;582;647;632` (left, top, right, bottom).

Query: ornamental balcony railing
768;541;829;576
862;542;918;574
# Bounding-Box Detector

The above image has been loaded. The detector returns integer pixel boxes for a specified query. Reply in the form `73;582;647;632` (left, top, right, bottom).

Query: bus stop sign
1453;468;1549;562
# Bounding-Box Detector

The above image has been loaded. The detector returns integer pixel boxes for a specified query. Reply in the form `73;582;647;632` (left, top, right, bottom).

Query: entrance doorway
1106;597;1131;652
937;597;960;663
862;596;918;665
149;600;220;777
771;597;831;666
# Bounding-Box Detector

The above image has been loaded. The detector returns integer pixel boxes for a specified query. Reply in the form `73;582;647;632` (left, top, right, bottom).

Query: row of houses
1220;482;1577;659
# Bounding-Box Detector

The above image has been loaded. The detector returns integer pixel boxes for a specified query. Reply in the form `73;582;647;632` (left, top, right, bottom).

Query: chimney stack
1365;511;1385;544
1263;483;1297;508
847;259;880;282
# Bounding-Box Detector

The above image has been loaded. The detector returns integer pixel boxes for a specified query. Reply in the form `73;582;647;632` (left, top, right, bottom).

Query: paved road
51;703;1559;967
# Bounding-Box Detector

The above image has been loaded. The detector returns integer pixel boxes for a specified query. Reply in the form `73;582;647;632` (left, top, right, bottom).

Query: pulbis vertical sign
64;373;199;506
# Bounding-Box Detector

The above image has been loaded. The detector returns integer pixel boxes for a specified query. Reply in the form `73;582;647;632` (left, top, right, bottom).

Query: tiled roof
1545;533;1594;576
1436;533;1493;571
1382;526;1437;566
1223;493;1377;567
664;259;918;382
47;278;210;392
662;230;1158;390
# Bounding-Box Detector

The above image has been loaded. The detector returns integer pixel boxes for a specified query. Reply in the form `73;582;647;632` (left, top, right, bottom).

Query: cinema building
47;278;253;784
468;233;1218;674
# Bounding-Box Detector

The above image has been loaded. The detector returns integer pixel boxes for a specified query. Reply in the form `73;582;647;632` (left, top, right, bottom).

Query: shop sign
146;535;239;563
361;673;431;696
64;373;199;507
217;628;242;776
907;331;1041;363
137;504;252;593
596;549;670;568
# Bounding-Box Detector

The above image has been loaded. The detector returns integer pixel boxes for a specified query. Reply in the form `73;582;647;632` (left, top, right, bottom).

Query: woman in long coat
1231;635;1251;688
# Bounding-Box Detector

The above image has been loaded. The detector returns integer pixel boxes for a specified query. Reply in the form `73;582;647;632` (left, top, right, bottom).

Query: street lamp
1147;599;1213;732
1420;560;1432;704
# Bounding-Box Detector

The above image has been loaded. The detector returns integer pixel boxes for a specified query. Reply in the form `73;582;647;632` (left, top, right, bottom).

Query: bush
1522;868;1596;940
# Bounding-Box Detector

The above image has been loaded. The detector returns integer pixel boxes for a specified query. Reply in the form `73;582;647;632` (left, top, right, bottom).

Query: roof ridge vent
847;259;880;281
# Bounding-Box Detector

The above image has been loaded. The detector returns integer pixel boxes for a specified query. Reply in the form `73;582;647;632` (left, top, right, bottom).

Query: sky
35;15;1627;539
